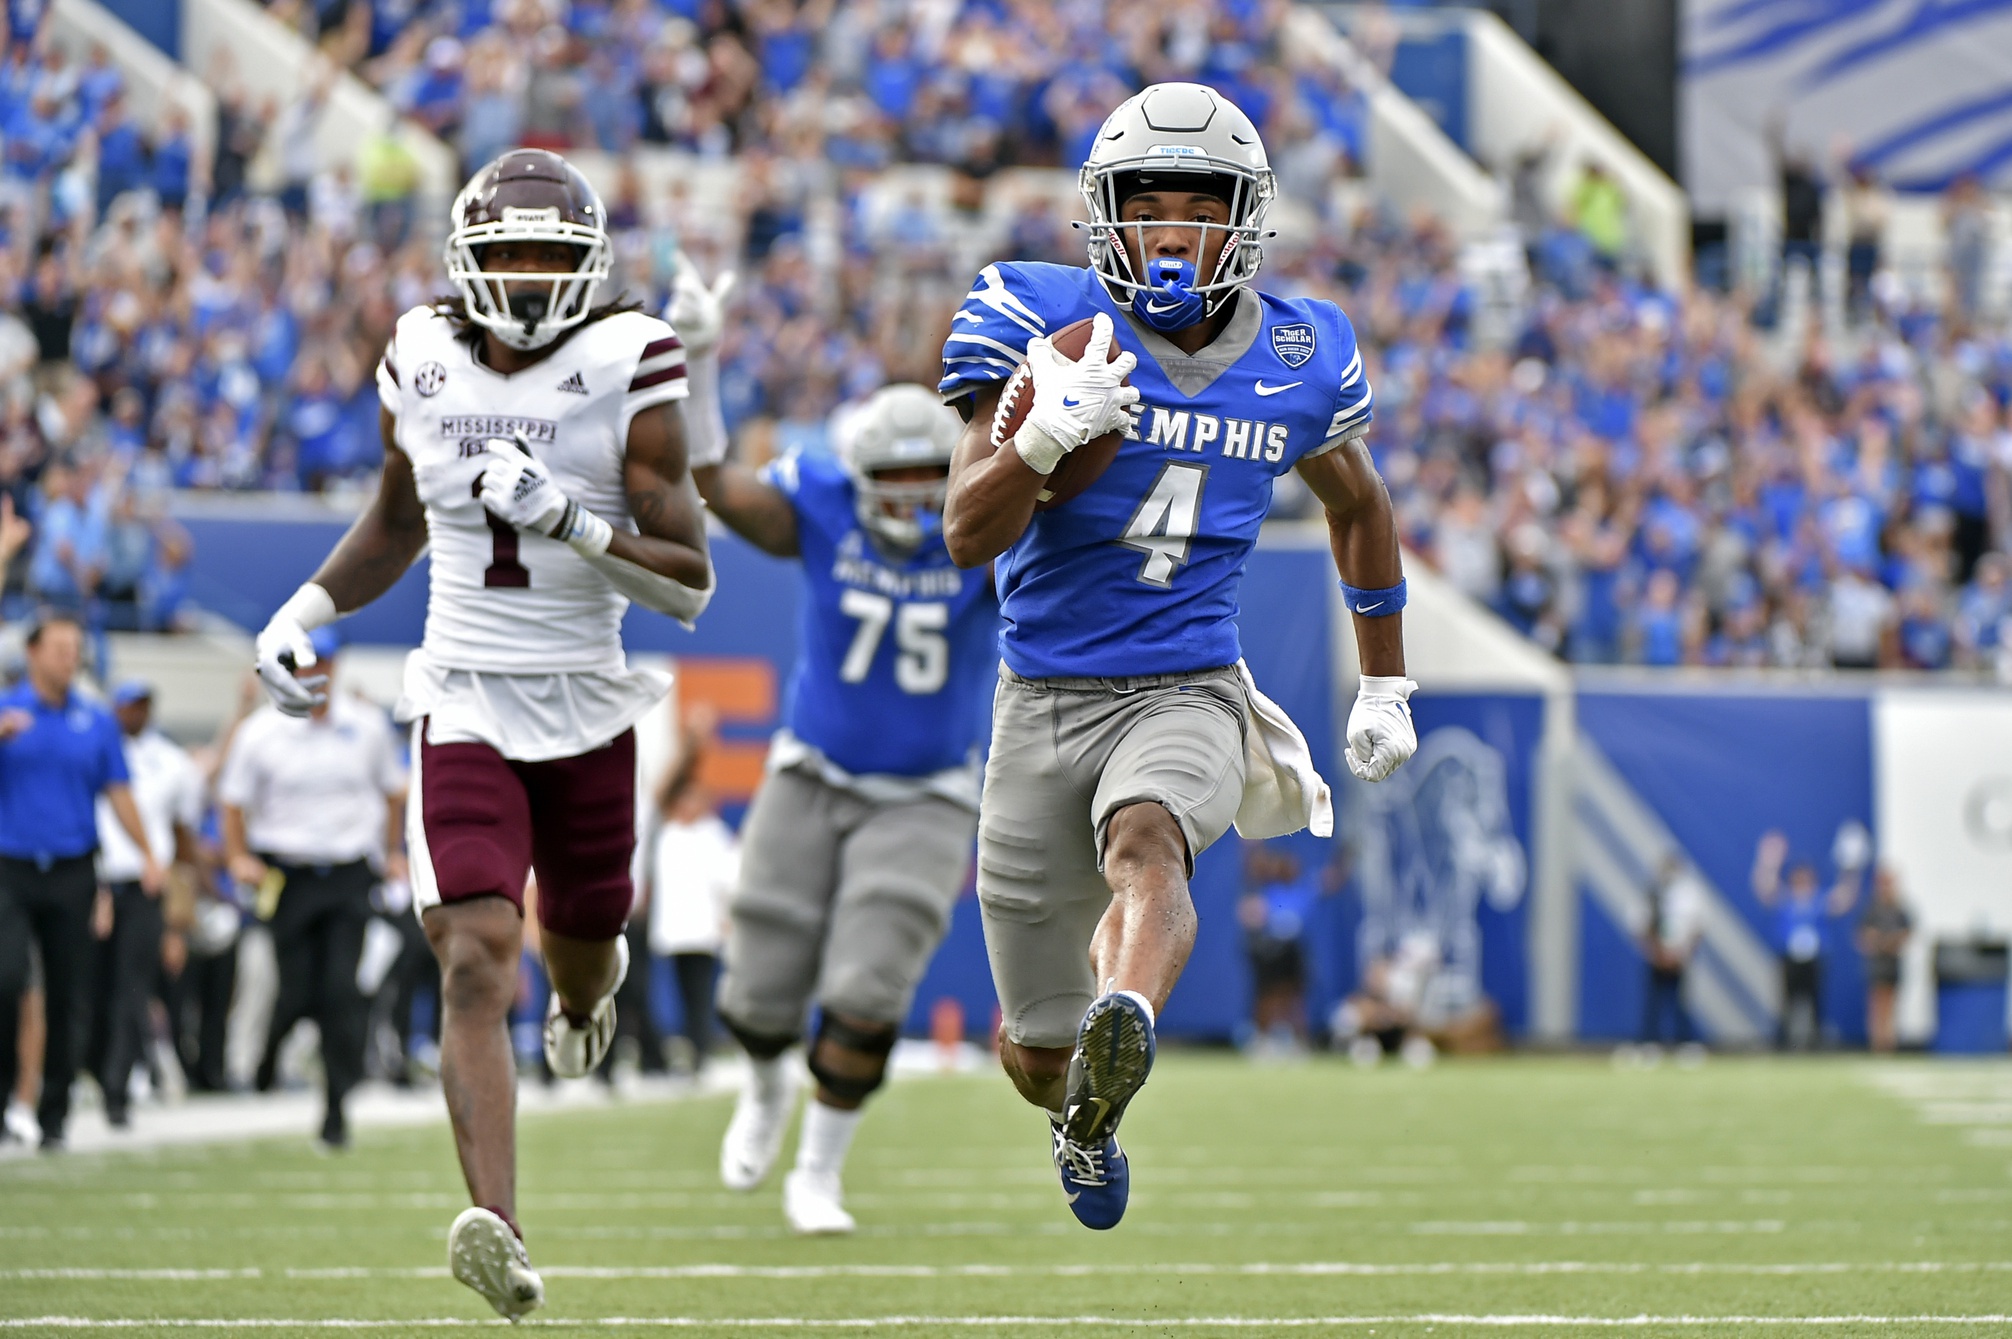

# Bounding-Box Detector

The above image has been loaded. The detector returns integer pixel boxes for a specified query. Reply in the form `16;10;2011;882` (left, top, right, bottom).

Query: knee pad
720;1011;798;1062
806;1013;897;1104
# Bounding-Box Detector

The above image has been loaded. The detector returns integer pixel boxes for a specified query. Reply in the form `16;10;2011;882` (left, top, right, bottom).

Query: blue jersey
763;449;998;778
939;262;1372;678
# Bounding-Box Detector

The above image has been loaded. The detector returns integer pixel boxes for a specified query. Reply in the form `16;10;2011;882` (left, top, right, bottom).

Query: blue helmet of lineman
1079;82;1277;332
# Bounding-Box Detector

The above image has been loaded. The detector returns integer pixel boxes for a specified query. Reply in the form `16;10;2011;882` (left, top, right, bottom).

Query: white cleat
543;935;628;1079
719;1069;794;1191
447;1207;544;1322
783;1168;856;1235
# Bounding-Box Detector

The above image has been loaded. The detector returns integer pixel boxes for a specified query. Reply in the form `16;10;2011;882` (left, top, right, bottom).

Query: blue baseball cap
111;680;154;707
307;626;343;661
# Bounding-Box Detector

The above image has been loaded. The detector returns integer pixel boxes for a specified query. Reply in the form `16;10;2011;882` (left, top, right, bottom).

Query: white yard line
8;1314;2012;1329
9;1261;2012;1282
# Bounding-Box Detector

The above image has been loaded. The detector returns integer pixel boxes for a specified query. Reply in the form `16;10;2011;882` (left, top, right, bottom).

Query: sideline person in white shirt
89;681;206;1127
217;632;407;1148
644;705;737;1075
1639;853;1706;1050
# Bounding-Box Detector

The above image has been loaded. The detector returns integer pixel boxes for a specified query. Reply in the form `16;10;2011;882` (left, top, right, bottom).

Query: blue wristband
1339;578;1407;617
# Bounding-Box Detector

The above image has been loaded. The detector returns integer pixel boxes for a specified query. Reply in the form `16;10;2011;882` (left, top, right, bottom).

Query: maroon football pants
409;723;636;941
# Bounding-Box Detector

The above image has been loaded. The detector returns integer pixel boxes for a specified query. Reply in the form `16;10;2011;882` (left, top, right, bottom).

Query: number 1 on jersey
483;513;530;588
838;589;949;694
1118;461;1208;587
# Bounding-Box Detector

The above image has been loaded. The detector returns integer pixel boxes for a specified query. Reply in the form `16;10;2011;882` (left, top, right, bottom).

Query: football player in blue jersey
938;83;1419;1230
672;264;999;1235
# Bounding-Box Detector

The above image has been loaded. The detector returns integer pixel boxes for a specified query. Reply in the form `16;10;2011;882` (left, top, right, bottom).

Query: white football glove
670;254;735;468
1346;674;1419;783
1013;311;1139;475
478;434;613;556
666;251;737;360
253;584;336;718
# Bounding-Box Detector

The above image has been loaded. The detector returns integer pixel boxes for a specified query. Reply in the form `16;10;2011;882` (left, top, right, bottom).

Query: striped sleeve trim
630;363;687;392
381;352;400;386
630;336;687;393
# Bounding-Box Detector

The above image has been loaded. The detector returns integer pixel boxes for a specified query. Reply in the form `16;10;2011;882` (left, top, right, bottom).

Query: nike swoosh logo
1254;380;1302;396
1356;601;1386;615
1061;395;1083;409
1065;1190;1082;1203
1144;300;1183;314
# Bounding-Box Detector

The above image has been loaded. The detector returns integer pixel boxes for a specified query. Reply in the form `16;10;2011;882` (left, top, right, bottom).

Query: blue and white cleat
1051;990;1156;1228
1051;1122;1129;1230
1063;990;1157;1147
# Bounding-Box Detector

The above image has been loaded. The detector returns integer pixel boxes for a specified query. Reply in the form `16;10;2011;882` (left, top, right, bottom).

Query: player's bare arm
250;408;425;717
611;401;711;587
945;312;1138;568
1296;437;1405;678
311;408;429;612
943;384;1044;567
1297;435;1415;783
691;461;800;558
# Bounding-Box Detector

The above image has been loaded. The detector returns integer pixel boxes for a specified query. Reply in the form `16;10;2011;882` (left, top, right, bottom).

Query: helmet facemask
446;203;611;351
844;383;961;558
1081;158;1275;328
855;469;949;556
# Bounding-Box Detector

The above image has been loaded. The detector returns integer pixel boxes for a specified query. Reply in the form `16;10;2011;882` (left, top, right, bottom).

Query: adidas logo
556;371;587;395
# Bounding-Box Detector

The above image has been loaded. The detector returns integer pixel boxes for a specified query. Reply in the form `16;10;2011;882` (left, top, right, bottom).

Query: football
989;316;1132;511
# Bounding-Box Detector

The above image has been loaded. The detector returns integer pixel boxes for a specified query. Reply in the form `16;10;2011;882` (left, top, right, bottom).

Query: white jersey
376;305;688;675
376;304;688;760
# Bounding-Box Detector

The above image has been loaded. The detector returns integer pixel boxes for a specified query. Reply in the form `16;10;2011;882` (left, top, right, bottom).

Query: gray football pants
976;665;1248;1050
717;767;976;1037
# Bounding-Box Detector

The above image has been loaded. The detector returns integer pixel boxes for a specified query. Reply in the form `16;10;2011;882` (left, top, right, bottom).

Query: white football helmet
845;383;961;555
444;149;612;351
1079;82;1277;319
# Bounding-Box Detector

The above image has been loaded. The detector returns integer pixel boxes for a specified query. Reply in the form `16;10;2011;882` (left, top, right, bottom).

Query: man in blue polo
0;612;162;1150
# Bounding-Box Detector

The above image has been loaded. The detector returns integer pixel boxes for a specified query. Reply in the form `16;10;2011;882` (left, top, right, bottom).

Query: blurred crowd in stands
2;0;2010;670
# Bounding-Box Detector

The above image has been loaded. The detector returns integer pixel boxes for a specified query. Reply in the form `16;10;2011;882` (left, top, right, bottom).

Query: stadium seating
5;0;2011;670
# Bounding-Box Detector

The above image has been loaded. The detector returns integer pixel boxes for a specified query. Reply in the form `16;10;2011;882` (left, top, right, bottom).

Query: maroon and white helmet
444;149;612;351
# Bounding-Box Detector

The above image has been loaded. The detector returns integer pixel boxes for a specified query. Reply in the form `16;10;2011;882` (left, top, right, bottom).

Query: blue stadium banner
1682;0;2012;209
1575;689;1875;1046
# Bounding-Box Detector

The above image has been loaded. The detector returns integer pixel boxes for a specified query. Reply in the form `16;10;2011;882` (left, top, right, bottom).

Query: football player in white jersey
249;149;714;1321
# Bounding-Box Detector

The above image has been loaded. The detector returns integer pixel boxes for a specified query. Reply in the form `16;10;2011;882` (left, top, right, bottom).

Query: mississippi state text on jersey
376;306;686;673
761;449;997;778
939;261;1372;679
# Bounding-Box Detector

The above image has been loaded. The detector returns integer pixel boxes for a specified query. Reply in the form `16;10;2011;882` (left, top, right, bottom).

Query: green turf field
3;1054;2009;1336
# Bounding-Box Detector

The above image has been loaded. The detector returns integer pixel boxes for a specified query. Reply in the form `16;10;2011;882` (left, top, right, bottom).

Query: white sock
795;1098;864;1178
748;1055;787;1104
1114;989;1156;1026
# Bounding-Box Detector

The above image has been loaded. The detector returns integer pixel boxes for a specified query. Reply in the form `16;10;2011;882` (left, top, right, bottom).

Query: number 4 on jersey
1118;462;1208;587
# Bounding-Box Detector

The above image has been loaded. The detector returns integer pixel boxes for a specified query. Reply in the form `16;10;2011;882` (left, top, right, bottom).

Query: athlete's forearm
611;402;714;587
582;546;713;625
691;463;799;558
943;388;1044;567
602;526;711;587
312;414;428;612
1300;437;1406;678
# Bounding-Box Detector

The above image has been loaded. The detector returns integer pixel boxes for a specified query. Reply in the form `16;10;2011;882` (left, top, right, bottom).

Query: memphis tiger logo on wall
1270;323;1315;369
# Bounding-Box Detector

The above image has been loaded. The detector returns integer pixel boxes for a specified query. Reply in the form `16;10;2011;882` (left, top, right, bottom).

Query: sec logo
415;362;448;397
